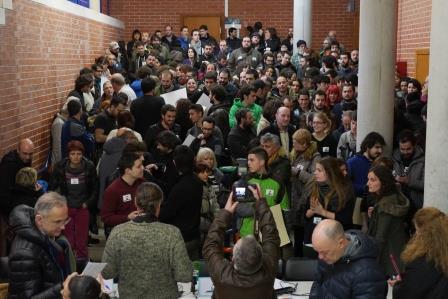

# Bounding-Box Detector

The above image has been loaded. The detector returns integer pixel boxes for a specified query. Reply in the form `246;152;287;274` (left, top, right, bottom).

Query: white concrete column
293;0;312;53
356;0;397;155
423;1;448;211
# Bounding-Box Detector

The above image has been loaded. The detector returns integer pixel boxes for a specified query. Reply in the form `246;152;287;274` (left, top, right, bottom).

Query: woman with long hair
302;157;355;251
127;29;142;59
289;129;321;256
183;47;201;70
311;112;338;157
391;207;448;298
367;165;410;277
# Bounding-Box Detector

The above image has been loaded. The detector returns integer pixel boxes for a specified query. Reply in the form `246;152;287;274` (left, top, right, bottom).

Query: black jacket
144;122;182;156
9;185;42;211
159;173;203;242
130;94;165;137
310;230;387;299
8;205;73;299
393;256;448;299
259;123;296;152
48;157;98;209
0;150;31;214
227;125;257;160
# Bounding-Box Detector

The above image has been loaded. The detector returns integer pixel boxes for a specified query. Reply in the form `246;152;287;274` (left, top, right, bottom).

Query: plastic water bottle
191;261;200;293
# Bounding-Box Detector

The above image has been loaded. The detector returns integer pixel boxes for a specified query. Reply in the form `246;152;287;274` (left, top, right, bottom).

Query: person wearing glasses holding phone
8;192;75;298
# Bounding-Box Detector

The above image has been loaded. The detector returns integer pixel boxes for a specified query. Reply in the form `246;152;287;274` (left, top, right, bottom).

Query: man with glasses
8;192;75;298
0;138;35;256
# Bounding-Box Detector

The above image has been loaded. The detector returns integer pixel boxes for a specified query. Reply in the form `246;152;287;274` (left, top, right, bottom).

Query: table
178;279;394;299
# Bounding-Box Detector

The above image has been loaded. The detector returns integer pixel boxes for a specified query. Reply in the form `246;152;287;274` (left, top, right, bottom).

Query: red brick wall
0;0;123;167
312;0;360;51
397;0;431;77
109;0;358;50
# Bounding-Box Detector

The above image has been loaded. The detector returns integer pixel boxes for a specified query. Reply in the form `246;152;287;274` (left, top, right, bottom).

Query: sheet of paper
82;262;107;278
198;277;214;296
270;204;291;247
161;88;187;106
182;134;196;146
196;92;212;109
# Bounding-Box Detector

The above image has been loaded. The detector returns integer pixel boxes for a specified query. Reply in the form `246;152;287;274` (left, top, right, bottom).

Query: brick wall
397;0;432;77
312;0;360;52
0;0;123;167
109;0;358;50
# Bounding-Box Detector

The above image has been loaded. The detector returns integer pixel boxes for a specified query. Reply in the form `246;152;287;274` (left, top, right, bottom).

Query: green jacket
229;98;262;128
239;174;288;237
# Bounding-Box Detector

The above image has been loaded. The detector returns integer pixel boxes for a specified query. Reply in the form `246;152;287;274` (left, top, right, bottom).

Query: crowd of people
0;20;446;299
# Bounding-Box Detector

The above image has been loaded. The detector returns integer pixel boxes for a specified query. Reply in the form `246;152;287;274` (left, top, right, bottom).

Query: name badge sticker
122;194;132;203
266;189;275;196
323;147;330;153
313;217;323;225
70;178;79;185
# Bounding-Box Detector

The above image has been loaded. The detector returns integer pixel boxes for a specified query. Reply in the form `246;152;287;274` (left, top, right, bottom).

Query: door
182;16;223;41
415;49;429;83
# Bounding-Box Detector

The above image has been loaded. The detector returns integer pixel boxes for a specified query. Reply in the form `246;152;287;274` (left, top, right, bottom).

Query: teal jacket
229;98;262;128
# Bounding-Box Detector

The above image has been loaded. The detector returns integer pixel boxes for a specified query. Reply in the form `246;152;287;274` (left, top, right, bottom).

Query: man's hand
144;164;158;175
128;211;139;220
387;275;402;287
224;192;239;214
82;203;88;209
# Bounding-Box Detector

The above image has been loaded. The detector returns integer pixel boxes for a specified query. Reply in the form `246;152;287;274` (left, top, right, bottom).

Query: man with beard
291;40;307;70
147;34;170;64
129;41;148;75
347;132;385;198
218;68;238;103
226;27;241;52
332;84;357;127
392;130;425;210
337;52;353;78
227;109;257;160
350;49;359;74
161;25;181;51
228;36;262;75
144;104;181;156
199;43;217;65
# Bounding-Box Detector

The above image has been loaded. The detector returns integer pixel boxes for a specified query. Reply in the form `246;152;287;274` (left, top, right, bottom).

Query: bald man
310;219;387;299
0;138;34;255
259;106;296;154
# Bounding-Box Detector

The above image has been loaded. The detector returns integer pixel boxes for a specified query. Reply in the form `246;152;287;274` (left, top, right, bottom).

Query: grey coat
392;146;425;208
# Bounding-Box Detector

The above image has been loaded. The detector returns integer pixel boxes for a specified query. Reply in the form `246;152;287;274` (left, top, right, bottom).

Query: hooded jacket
310;230;388;298
8;205;75;299
392;146;425;208
368;192;410;276
229;99;262;128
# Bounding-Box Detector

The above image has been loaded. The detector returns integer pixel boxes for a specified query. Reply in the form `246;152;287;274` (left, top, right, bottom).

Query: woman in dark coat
390;207;448;299
48;140;97;265
9;167;43;210
367;165;409;277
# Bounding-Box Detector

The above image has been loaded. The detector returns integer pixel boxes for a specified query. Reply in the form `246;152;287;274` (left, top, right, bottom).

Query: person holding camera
203;184;280;299
237;147;288;237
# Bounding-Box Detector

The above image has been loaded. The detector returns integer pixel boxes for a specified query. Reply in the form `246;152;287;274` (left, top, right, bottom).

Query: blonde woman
390;207;448;298
311;112;338;157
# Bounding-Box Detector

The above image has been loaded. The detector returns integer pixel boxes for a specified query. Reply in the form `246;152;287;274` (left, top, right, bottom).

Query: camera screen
235;187;246;197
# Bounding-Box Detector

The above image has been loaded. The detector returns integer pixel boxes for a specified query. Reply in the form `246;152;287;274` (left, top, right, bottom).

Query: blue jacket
61;117;95;159
347;154;371;197
310;230;387;299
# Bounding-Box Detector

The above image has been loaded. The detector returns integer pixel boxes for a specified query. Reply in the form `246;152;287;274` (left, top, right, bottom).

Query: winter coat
368;192;410;276
290;150;321;227
228;47;262;75
310;230;388;299
393;256;448;299
227;125;257;160
0;150;31;214
392;146;425;208
9;185;42;211
203;198;280;299
8;205;75;299
48;157;98;209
